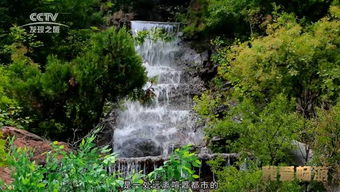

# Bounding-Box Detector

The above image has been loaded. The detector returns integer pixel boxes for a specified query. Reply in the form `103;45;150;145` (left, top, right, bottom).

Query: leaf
37;183;46;188
137;179;144;184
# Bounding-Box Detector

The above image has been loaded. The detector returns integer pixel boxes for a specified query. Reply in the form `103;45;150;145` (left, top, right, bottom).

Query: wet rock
289;140;313;165
119;138;162;158
95;119;116;148
175;43;207;93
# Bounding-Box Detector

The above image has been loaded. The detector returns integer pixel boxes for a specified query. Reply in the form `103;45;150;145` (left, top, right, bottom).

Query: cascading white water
113;21;203;158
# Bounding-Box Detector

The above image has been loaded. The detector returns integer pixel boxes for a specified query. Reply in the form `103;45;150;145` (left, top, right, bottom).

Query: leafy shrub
0;66;16;108
2;135;124;192
218;11;340;117
0;135;201;192
0;64;32;129
0;130;7;167
198;94;303;164
0;106;32;129
148;145;201;182
3;147;47;191
309;102;340;185
208;158;302;192
4;27;147;140
134;28;176;45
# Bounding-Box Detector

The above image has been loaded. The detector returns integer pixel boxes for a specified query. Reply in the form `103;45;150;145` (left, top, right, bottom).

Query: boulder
119;138;162;157
1;126;70;164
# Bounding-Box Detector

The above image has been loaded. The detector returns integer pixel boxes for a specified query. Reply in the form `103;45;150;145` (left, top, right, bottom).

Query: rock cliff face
0;127;70;184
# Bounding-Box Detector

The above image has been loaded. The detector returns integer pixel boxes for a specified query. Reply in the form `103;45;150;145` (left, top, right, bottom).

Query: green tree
181;0;333;39
199;95;303;165
218;10;340;117
308;102;340;186
208;158;302;192
4;27;146;140
193;7;340;191
0;0;103;65
0;66;16;108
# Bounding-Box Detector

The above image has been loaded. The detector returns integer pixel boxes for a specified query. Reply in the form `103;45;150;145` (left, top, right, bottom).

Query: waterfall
112;21;203;163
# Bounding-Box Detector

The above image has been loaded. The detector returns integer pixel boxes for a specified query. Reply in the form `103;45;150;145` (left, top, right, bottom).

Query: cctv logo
20;13;69;33
29;13;59;22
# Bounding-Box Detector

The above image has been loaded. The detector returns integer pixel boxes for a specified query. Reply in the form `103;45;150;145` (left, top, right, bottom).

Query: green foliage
43;0;103;29
0;56;32;129
199;95;303;164
148;145;201;182
194;6;340;156
309;102;340;185
134;28;176;45
193;7;340;191
208;158;263;192
2;135;124;192
0;130;7;167
122;145;201;192
193;91;222;121
218;12;340;117
3;147;47;191
51;29;94;61
213;166;263;192
40;56;72;99
0;0;103;65
0;107;32;129
235;96;303;165
0;66;16;108
1;135;201;192
134;30;149;45
3;27;43;56
208;158;302;192
3;27;146;139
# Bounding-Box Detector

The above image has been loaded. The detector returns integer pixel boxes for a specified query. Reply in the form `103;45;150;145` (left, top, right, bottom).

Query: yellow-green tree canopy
218;11;340;117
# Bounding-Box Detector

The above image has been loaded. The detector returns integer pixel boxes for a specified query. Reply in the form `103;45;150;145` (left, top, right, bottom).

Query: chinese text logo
20;13;69;33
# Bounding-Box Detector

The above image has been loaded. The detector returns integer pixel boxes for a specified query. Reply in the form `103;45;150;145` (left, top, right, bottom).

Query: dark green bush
4;27;146;140
181;0;333;39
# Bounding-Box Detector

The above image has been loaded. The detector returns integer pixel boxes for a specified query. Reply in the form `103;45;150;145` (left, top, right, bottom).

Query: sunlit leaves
0;131;6;167
147;145;201;182
219;13;340;112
